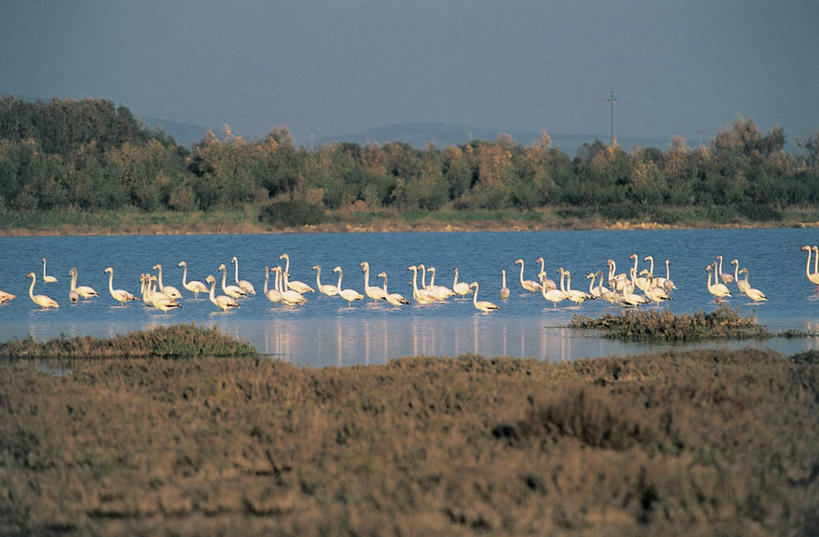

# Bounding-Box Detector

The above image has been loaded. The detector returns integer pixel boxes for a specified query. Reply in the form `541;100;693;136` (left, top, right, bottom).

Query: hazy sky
2;0;817;146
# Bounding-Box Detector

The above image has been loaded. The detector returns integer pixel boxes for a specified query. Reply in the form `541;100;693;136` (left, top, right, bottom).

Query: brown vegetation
0;330;816;536
570;307;772;341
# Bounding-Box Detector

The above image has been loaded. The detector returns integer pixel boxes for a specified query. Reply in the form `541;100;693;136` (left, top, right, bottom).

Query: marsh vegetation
0;326;816;536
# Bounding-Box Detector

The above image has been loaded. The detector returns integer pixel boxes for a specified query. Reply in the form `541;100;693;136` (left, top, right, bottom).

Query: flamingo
738;268;767;303
177;261;208;299
41;257;58;283
716;255;734;284
607;259;627;291
802;245;819;292
621;268;648;306
230;256;256;295
68;267;99;302
452;267;471;297
408;265;438;305
103;267;138;306
541;269;566;309
500;269;510;300
730;259;750;296
639;270;672;303
378;272;410;306
426;267;455;300
279;269;308;305
563;269;593;305
313;265;339;297
26;272;58;309
153;264;182;300
263;267;283;304
706;263;732;303
662;259;677;291
145;276;181;312
643;255;669;290
535;257;556;291
629;254;650;291
470;282;499;313
205;275;240;312
360;262;386;301
333;266;363;307
0;289;16;305
279;253;315;294
515;258;542;293
218;263;247;299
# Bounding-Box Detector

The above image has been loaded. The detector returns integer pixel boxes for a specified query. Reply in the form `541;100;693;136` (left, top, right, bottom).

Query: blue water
1;229;818;366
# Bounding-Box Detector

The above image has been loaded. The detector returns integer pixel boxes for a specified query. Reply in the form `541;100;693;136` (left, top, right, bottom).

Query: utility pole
608;91;616;146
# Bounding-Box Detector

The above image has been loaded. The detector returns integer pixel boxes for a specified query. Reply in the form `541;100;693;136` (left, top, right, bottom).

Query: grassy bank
0;328;816;536
3;205;819;235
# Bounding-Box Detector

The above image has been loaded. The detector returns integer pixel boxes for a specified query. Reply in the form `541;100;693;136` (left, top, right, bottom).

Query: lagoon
1;228;818;365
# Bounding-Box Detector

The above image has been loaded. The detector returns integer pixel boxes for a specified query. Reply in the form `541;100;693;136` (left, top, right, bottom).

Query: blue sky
2;0;816;147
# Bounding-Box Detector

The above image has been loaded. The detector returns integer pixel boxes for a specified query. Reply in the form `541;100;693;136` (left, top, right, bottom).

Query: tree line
1;96;817;224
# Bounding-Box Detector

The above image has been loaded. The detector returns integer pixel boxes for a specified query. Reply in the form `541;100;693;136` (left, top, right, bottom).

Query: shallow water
1;229;818;366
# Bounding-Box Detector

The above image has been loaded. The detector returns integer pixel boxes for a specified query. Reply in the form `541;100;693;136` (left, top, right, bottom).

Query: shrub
259;199;326;227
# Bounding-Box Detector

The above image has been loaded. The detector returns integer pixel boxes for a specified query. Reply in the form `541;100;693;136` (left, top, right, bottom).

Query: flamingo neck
502;270;507;287
264;269;270;294
472;284;479;305
181;265;188;286
234;261;240;284
518;261;525;284
108;271;115;295
335;270;343;289
70;271;77;292
29;276;36;299
315;268;322;288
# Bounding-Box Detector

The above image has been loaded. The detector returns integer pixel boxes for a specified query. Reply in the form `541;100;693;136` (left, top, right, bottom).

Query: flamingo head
177;261;185;268
586;273;594;279
333;266;342;273
730;259;738;265
644;255;652;261
429;267;436;274
152;264;160;270
514;258;522;265
218;264;226;271
802;245;811;251
279;253;288;260
26;272;35;279
359;262;367;270
377;272;387;279
231;256;237;263
206;275;215;284
104;267;112;274
312;265;320;271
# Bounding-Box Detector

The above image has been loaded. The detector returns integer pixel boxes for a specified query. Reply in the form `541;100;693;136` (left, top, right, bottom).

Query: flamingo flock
8;246;819;314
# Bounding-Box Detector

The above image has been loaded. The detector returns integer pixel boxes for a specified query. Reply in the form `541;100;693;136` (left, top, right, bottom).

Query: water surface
1;229;817;366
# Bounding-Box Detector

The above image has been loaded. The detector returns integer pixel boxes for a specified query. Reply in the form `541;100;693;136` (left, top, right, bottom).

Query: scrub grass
0;326;816;536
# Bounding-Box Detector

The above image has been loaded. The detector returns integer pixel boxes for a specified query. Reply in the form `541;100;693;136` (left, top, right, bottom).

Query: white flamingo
716;255;734;285
378;272;410;306
563;269;593;305
515;258;542;293
313;265;339;297
41;257;58;283
68;267;99;302
737;268;767;303
535;257;556;291
177;261;208;299
0;289;16;305
230;256;256;295
706;263;732;303
730;259;750;296
500;269;510;300
427;267;455;300
205;275;240;312
470;282;499;313
452;267;471;297
279;269;308;305
360;262;386;301
408;265;438;305
26;272;58;309
541;269;566;309
333;266;363;307
153;264;182;301
263;267;283;304
802;245;819;292
218;263;247;299
279;253;315;294
145;276;181;312
104;267;138;306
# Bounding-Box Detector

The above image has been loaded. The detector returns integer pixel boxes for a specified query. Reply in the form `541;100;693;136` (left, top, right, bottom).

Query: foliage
258;199;326;227
1;96;818;228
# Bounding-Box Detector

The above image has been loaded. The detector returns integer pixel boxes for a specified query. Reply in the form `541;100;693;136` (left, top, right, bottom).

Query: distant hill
312;122;677;157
